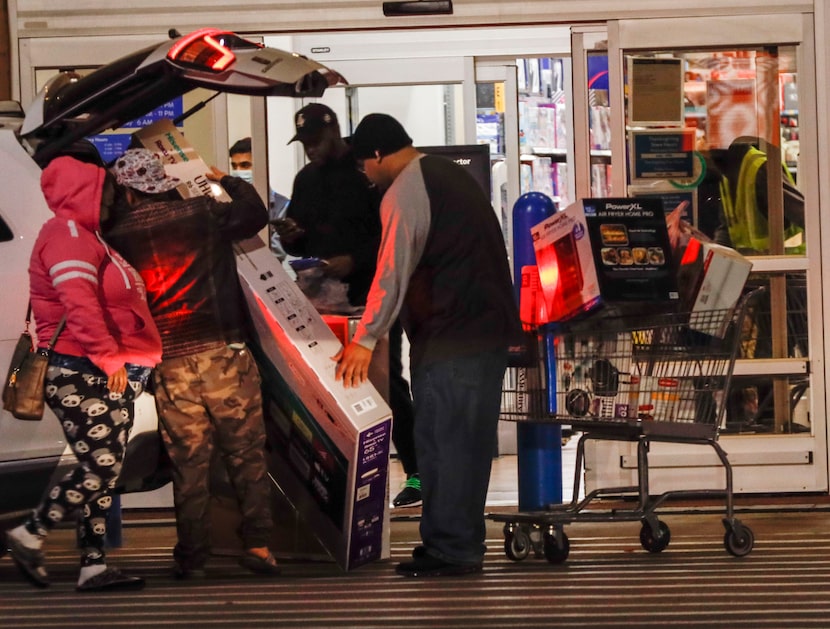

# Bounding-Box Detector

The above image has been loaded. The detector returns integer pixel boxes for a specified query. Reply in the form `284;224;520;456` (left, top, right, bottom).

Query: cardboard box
531;203;601;322
237;238;392;571
678;238;751;337
323;315;390;403
134;119;232;201
582;198;678;304
136;120;392;570
532;197;678;322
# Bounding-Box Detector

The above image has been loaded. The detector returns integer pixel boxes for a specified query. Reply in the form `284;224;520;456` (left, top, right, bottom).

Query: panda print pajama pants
35;353;151;563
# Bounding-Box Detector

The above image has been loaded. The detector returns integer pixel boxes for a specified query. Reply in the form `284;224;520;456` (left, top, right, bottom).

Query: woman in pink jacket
5;155;163;592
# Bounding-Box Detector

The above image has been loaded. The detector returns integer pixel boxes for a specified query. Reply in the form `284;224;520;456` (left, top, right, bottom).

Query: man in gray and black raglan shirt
334;113;523;577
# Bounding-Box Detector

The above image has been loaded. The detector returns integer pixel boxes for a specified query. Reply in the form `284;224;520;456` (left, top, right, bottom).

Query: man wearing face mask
229;137;290;261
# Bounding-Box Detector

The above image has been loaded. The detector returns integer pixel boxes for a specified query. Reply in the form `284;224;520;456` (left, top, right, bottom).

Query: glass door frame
571;26;611;202
469;60;521;274
589;13;827;495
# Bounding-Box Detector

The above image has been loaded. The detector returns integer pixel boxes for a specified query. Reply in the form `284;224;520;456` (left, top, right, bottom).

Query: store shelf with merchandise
681;55;799;181
587;68;612;198
518;94;567;204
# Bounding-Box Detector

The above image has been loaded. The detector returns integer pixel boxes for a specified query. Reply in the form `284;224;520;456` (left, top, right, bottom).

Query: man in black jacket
278;104;421;507
106;148;279;579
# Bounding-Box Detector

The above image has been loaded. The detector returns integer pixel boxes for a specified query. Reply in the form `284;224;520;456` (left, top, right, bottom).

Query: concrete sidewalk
3;501;830;628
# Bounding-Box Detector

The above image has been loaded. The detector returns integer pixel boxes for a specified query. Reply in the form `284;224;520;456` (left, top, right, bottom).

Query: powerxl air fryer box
581;197;678;307
532;197;678;322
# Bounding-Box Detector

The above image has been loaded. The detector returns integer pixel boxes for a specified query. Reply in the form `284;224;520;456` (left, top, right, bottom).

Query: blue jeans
411;347;508;565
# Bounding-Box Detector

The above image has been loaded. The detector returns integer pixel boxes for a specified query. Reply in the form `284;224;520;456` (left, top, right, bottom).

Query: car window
0;217;12;242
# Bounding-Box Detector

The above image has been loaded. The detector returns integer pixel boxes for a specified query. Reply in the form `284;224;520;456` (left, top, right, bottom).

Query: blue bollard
512;192;557;303
511;192;563;510
517;421;563;508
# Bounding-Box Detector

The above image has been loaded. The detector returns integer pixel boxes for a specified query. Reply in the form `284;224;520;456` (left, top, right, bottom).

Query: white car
0;28;344;533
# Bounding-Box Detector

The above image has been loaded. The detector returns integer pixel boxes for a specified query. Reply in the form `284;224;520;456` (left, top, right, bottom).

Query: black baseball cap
350;113;413;159
288;103;339;144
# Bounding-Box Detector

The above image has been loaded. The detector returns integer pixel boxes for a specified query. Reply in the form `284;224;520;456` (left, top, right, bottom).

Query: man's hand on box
332;342;372;388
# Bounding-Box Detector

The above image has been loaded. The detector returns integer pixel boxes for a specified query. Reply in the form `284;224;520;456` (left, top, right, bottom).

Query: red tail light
168;28;236;71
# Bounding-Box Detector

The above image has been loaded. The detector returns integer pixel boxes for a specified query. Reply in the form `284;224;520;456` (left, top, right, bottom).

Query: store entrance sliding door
581;13;827;495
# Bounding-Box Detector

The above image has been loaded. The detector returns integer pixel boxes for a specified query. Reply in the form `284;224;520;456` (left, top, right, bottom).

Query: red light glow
167;28;236;72
203;36;235;71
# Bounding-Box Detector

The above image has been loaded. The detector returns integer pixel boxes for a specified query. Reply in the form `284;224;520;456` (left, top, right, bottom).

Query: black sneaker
76;567;145;592
172;563;207;580
393;474;422;508
395;553;482;578
6;525;49;588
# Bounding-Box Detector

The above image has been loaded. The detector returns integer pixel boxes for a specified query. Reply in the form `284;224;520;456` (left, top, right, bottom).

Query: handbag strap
26;300;66;351
24;302;32;334
47;316;67;351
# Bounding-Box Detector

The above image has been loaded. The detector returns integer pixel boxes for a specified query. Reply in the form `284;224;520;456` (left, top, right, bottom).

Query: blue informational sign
87;133;133;164
632;130;695;180
87;98;184;164
121;99;184;129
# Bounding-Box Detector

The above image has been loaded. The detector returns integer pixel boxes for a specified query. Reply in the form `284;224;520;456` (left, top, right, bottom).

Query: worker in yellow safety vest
718;136;805;255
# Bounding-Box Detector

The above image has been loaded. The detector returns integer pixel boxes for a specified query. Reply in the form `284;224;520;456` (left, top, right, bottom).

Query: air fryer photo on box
582;197;678;305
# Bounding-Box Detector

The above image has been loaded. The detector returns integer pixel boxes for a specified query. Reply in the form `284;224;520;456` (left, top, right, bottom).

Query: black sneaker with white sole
392;474;422;508
76;567;145;592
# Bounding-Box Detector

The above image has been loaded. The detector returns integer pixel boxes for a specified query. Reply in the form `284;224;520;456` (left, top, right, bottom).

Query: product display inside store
622;45;806;435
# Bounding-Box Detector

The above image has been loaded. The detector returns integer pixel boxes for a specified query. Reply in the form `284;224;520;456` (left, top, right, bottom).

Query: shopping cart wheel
542;530;570;564
639;520;671;553
504;526;531;561
724;523;755;557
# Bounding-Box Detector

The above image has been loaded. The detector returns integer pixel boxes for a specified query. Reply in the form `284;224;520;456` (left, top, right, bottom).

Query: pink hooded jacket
29;156;162;375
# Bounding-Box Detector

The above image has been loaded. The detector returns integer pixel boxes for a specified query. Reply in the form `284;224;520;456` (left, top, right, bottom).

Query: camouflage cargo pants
153;343;273;569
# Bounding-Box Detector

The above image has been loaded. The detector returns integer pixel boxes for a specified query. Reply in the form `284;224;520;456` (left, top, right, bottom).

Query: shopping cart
491;288;763;564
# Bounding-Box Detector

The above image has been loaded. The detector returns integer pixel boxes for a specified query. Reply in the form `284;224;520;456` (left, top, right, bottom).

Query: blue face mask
231;169;254;184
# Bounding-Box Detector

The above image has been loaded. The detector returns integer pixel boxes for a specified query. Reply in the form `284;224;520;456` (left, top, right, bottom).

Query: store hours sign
630;129;696;181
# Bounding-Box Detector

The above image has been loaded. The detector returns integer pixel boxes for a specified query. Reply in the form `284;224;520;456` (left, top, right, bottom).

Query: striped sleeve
352;158;430;349
49;259;99;287
38;224;122;375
